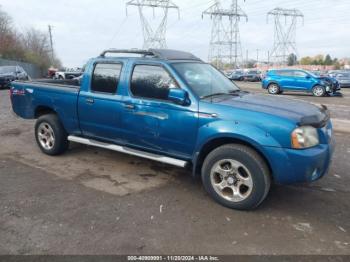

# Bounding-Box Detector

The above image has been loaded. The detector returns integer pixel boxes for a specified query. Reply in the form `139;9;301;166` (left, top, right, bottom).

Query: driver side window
130;65;179;101
294;71;307;78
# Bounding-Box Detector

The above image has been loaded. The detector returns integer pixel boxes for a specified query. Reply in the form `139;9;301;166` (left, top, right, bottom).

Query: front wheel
201;144;271;210
268;83;280;95
312;85;326;97
35;114;69;156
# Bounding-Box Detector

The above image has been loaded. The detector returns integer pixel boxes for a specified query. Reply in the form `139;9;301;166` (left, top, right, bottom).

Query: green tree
0;6;61;73
312;55;324;65
324;54;333;65
287;53;298;66
300;56;312;65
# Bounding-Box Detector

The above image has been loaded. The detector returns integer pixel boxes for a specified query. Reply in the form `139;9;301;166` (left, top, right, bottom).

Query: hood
318;76;337;83
217;93;329;127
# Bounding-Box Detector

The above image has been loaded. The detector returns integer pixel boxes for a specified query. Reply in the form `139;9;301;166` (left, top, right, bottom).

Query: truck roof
99;49;203;62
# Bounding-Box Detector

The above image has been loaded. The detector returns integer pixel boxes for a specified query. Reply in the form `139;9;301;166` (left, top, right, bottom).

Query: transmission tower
267;8;304;65
126;0;179;49
203;0;247;69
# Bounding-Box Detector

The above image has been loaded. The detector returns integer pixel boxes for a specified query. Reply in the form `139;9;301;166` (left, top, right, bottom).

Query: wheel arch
267;81;281;88
193;136;273;180
34;105;58;119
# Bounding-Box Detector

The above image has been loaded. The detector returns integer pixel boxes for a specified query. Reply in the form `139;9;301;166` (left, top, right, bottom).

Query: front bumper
263;137;335;185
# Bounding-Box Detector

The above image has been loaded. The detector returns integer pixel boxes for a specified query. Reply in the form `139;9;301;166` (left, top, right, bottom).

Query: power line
267;7;304;65
202;0;248;69
126;0;180;49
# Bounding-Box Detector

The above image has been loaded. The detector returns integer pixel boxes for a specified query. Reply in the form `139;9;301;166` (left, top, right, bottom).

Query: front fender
195;120;282;153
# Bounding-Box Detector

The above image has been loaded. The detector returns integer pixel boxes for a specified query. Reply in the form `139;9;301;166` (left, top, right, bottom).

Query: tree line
0;6;61;73
288;53;345;69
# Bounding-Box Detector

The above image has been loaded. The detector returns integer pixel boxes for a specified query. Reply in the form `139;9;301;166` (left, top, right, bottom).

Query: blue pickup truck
10;49;335;210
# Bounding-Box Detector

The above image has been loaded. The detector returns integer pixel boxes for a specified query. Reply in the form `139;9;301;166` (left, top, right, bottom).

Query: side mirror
168;88;189;106
306;75;311;79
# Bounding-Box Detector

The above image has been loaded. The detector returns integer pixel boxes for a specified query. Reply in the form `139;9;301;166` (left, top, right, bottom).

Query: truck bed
10;80;80;134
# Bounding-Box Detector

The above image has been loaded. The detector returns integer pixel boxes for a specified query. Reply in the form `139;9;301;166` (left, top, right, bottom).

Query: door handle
86;98;94;104
124;104;135;110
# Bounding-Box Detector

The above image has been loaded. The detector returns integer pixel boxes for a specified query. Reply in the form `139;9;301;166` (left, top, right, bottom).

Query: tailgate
10;82;36;119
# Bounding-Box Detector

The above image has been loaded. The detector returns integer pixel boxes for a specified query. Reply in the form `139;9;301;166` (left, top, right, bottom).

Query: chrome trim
197;112;218;119
68;136;187;168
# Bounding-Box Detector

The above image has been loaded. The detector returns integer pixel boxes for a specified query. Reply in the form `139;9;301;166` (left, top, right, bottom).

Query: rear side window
130;65;178;100
91;63;122;94
276;70;294;77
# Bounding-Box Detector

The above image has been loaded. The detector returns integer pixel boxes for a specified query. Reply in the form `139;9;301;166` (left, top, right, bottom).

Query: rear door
121;63;198;159
277;70;297;90
78;62;126;144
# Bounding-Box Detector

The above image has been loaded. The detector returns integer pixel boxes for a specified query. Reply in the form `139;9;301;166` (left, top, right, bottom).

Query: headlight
291;126;319;149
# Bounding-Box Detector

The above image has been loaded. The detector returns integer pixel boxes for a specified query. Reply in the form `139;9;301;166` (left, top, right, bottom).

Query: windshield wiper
228;89;241;94
200;93;232;99
200;90;242;100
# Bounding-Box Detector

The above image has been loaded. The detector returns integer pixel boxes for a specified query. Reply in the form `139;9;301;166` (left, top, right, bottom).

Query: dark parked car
334;72;350;88
0;66;29;89
243;70;261;82
227;70;245;81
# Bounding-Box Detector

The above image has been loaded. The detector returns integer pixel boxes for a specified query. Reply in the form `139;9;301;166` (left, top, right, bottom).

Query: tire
201;144;271;210
267;83;280;95
35;114;69;156
59;76;64;80
312;85;326;97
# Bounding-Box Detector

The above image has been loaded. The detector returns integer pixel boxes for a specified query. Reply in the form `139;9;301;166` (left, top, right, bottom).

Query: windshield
172;63;240;98
0;66;16;74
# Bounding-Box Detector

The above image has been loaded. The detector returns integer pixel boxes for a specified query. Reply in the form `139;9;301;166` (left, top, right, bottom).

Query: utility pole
256;48;259;65
246;49;248;68
48;25;54;64
267;8;304;65
203;0;248;69
126;0;180;49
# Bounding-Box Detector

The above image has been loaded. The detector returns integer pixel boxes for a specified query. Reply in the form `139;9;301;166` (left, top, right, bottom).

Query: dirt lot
0;86;350;255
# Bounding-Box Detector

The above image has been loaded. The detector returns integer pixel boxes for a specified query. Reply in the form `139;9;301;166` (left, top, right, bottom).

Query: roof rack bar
100;49;155;57
99;48;203;62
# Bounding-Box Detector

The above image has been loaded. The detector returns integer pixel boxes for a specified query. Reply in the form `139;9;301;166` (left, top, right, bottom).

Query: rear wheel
312;85;325;97
268;83;280;95
35;114;69;155
201;144;271;210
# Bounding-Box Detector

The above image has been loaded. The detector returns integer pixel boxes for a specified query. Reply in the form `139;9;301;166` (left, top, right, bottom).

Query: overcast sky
1;0;349;67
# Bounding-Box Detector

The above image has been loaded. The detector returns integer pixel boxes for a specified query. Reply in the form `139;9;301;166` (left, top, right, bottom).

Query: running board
68;136;188;168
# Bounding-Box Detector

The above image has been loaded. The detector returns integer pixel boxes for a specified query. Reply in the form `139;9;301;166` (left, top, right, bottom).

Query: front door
78;62;125;144
293;70;311;90
121;63;198;159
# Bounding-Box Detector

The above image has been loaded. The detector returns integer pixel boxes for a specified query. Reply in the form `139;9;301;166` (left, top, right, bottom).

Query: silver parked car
334;72;350;88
